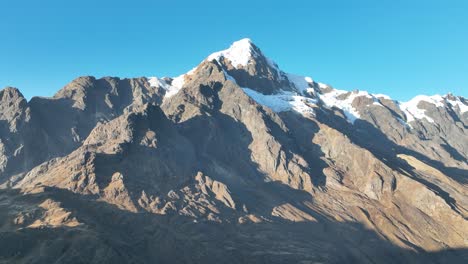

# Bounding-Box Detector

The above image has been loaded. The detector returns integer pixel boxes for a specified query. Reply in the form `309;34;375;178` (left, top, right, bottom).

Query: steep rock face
0;77;164;184
162;60;315;193
16;103;247;222
17;104;197;208
307;84;468;187
29;76;164;153
0;87;30;133
278;110;467;250
54;76;164;111
349;93;468;181
311;124;466;248
0;88;34;181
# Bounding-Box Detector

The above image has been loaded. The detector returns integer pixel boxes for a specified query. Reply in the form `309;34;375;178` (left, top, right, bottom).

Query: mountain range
0;38;467;263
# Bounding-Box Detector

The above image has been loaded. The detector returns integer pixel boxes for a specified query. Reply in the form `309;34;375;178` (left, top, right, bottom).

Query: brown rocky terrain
0;39;467;263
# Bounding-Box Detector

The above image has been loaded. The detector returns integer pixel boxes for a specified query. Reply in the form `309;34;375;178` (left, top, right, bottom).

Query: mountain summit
0;39;467;263
205;38;292;94
207;38;261;68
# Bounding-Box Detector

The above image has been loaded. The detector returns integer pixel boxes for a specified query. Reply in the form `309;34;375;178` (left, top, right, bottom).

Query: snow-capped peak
206;38;282;74
207;38;257;68
206;38;287;94
147;40;467;126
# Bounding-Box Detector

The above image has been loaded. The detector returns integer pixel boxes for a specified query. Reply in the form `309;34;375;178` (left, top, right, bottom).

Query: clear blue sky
1;0;467;101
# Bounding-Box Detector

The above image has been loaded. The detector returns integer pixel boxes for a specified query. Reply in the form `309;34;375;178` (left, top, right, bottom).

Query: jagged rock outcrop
207;38;292;94
0;77;164;185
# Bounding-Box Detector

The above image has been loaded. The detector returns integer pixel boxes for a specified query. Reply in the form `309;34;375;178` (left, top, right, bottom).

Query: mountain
0;38;467;263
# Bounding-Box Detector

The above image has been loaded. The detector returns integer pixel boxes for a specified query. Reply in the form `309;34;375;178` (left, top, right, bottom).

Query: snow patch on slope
220;69;316;115
318;90;375;124
446;97;468;113
287;73;315;95
147;77;169;90
147;76;182;99
374;94;392;100
399;95;444;123
221;69;237;83
148;69;196;100
243;88;316;115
